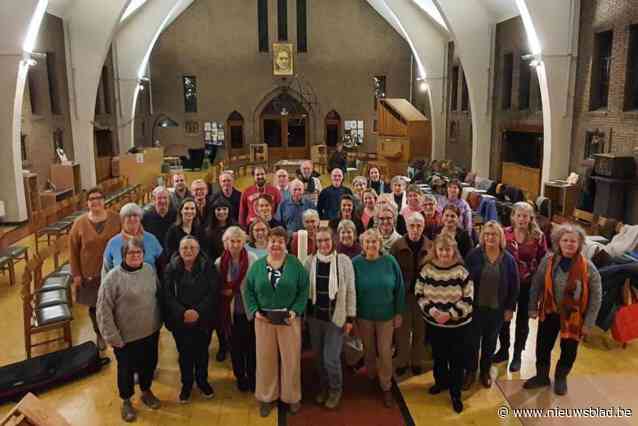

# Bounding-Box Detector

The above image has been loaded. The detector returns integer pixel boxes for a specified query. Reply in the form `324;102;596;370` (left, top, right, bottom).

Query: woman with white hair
97;237;162;422
102;203;163;278
390;212;429;377
390;176;408;213
375;194;407;235
464;221;519;389
495;201;548;372
524;224;601;396
352;176;368;214
290;209;320;258
304;226;356;409
215;226;259;392
352;228;405;408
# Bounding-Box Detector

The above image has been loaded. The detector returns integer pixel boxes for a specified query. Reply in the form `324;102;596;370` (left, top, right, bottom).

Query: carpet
495;375;638;425
283;352;414;426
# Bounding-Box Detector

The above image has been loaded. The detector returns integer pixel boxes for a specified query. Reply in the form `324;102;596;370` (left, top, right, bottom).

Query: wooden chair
34;206;72;254
22;254;72;359
0;392;72;426
0;234;29;287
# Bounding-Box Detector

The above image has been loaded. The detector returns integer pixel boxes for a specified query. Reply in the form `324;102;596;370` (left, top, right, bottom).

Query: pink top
504;226;548;283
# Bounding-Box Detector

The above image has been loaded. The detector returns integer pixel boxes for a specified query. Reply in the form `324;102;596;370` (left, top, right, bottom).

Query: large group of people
67;163;602;422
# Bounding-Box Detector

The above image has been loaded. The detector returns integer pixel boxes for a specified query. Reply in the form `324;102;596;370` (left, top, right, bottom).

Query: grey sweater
529;255;602;328
96;264;161;347
303;253;357;327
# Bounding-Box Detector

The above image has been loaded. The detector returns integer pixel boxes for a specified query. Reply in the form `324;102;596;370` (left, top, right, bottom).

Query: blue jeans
308;316;344;391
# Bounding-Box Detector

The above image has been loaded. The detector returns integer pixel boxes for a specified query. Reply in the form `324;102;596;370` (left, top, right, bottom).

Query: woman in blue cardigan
464;221;519;389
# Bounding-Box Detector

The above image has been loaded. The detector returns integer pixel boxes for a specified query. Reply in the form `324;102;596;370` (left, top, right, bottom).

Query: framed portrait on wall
273;43;294;76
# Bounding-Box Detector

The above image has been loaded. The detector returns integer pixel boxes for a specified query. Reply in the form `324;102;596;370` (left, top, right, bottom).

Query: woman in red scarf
215;226;259;392
525;224;601;396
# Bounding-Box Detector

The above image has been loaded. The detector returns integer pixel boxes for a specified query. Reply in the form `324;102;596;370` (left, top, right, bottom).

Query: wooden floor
1;173;637;425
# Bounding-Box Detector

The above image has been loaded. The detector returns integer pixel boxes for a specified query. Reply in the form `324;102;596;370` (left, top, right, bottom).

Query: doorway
260;93;309;161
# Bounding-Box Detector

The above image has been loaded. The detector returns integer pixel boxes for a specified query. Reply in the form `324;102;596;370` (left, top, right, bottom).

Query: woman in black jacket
163;235;220;403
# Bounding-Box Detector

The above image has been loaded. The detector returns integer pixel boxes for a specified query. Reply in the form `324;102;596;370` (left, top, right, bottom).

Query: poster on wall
203;121;224;146
343;120;364;148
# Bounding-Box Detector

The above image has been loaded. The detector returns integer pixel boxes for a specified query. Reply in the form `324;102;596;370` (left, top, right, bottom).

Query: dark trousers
498;280;530;354
172;327;213;389
88;306;100;335
535;313;579;374
230;314;256;387
215;327;227;352
428;323;470;399
113;332;159;400
468;307;503;373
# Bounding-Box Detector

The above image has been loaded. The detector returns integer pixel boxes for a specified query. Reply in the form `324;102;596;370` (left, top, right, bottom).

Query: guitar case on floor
0;341;110;403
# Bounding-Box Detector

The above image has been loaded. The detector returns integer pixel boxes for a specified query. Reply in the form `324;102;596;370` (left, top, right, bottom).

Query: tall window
373;75;386;110
502;53;514;110
183;75;197;113
228;111;244;149
590;30;613;110
625;25;638;110
297;0;307;52
278;0;288;41
461;69;469;111
46;53;61;115
325;110;341;147
519;56;531;110
258;0;269;52
450;66;459;111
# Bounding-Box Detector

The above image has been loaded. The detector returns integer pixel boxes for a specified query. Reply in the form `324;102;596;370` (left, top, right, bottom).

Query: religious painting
273;43;294;76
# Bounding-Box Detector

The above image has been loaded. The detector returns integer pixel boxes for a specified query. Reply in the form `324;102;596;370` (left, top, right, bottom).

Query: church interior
2;0;638;425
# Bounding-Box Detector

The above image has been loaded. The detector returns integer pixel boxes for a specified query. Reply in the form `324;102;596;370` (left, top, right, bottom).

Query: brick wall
144;0;413;158
490;16;543;180
573;0;638;222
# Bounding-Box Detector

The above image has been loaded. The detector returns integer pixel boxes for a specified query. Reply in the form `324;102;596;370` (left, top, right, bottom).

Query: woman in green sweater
244;226;309;418
352;228;405;408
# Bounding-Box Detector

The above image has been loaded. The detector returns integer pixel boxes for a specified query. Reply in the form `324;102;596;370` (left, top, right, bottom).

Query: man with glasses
143;187;176;249
274;169;292;202
275;180;314;233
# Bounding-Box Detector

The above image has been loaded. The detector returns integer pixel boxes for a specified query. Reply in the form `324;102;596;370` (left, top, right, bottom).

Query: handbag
611;278;638;348
75;277;100;307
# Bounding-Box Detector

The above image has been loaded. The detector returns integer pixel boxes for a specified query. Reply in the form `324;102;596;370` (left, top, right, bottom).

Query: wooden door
262;114;308;161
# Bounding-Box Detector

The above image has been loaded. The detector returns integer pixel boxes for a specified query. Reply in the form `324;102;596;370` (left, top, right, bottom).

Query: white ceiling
478;0;519;23
47;0;73;18
412;0;447;30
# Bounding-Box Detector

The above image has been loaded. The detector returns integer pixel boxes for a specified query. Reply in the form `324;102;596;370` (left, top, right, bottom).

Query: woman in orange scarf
525;224;601;395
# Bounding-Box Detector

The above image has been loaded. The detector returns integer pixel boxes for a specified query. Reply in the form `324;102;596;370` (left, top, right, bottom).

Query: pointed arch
325;110;341;147
227;110;245;150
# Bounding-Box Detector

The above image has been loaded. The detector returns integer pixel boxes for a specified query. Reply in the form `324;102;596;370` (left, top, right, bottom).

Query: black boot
508;351;522;372
554;368;569;395
523;365;551;389
492;348;508;364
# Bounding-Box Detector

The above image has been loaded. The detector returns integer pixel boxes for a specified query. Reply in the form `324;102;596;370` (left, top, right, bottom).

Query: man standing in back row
317;168;353;221
239;167;282;227
210;171;242;222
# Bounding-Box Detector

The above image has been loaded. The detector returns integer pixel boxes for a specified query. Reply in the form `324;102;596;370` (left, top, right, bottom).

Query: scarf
308;252;339;304
300;174;316;194
219;249;249;336
539;254;590;341
121;225;144;240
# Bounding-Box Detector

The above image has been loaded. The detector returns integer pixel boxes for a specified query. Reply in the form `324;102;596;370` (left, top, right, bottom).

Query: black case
0;342;109;402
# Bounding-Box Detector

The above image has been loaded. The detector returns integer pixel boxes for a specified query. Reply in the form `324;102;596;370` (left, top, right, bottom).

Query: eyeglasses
126;250;143;256
88;196;104;201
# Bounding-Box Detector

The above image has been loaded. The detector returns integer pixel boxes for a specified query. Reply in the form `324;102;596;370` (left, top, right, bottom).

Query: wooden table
39;188;73;209
544;181;579;218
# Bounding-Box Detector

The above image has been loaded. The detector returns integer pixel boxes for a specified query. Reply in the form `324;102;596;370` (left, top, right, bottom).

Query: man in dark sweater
209;171;242;222
142;187;177;249
317;168;353;221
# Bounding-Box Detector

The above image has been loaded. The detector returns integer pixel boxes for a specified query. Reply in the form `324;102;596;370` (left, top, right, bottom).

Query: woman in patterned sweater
416;233;474;414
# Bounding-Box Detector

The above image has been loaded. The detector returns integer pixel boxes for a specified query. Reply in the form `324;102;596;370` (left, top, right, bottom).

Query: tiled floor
1;174;637;425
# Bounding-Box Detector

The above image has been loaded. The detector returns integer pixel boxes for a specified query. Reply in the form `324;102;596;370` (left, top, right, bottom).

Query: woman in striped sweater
416;234;474;414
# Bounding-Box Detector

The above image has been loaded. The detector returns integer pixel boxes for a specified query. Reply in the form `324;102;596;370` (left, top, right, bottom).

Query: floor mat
495;375;638;425
283;352;413;426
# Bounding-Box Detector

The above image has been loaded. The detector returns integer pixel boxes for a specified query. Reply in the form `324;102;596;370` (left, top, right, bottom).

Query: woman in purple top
437;179;472;232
